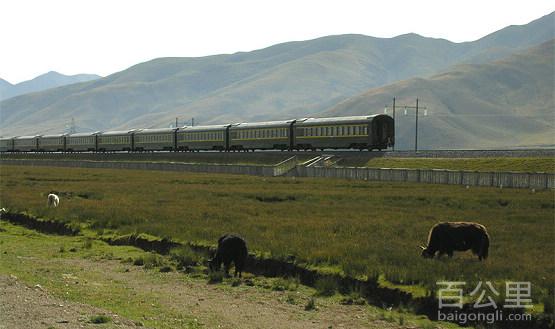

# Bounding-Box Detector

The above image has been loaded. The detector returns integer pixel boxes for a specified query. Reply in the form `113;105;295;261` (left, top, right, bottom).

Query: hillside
0;71;100;101
325;40;554;149
0;12;553;148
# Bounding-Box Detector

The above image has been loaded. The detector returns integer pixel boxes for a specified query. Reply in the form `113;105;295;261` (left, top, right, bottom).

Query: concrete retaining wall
0;159;275;176
296;166;554;189
2;159;553;189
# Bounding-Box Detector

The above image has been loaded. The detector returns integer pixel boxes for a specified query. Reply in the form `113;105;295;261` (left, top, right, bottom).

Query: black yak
209;234;248;277
420;222;489;260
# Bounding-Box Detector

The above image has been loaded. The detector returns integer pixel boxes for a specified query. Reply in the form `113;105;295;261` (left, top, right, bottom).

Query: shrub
170;246;202;269
285;293;297;305
314;277;338;296
159;265;173;273
82;238;93;249
342;259;367;277
89;315;111;324
143;253;165;269
133;257;145;266
272;277;299;291
207;270;224;284
304;297;317;311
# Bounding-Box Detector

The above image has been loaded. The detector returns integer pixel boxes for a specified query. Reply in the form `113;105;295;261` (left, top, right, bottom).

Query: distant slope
0;71;101;101
0;12;553;144
325;40;555;150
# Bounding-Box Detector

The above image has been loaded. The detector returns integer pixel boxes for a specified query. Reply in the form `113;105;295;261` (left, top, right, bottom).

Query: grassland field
0;164;553;310
0;221;462;329
363;157;554;173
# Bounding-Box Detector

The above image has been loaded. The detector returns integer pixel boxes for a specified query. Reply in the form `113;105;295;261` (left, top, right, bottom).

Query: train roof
100;129;138;136
14;135;40;139
231;119;295;129
297;114;391;125
134;127;177;135
41;133;68;138
179;124;230;132
68;132;101;137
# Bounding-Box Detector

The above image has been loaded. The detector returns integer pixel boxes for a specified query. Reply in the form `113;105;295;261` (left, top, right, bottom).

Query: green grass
89;314;111;324
0;221;462;329
0;222;201;328
1;164;553;308
364;157;555;172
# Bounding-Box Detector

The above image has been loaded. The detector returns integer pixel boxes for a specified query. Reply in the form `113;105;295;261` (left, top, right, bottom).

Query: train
0;114;394;152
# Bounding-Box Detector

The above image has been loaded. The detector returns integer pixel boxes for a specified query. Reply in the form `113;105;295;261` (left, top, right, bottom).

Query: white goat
47;193;59;207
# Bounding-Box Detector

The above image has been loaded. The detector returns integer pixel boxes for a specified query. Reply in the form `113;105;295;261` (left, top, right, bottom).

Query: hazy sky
1;0;553;84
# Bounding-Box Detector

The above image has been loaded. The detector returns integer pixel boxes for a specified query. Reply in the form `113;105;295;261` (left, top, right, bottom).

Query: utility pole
392;98;427;152
175;117;178;128
70;117;76;134
392;97;396;151
415;98;419;152
191;117;195;127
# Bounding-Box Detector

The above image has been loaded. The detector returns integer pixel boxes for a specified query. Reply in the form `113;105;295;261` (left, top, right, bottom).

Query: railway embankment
2;155;553;189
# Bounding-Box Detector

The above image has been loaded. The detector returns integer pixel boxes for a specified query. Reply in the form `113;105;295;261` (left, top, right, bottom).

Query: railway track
1;148;553;160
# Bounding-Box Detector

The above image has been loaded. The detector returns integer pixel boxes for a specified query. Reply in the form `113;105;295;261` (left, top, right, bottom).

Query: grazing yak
47;193;59;208
420;222;489;261
209;234;248;277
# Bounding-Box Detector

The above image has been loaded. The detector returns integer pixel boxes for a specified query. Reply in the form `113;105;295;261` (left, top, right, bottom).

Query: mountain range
0;71;100;101
0;12;553;149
